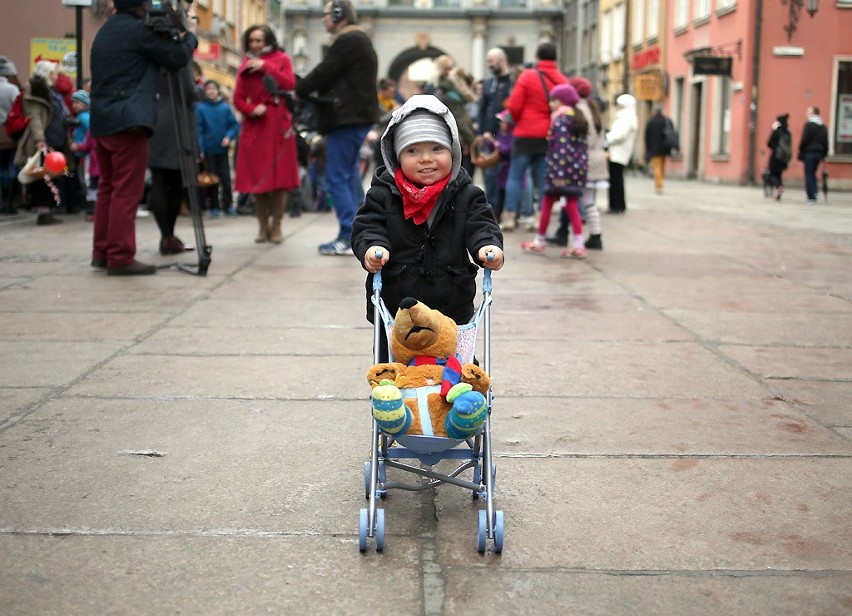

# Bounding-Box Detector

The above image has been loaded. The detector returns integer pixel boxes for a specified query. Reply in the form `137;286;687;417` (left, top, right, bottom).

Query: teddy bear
367;297;490;439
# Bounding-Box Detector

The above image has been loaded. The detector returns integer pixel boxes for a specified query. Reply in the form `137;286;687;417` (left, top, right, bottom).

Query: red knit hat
568;76;593;99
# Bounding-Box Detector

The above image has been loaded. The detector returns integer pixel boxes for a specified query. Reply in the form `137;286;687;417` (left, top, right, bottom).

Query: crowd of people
0;0;832;277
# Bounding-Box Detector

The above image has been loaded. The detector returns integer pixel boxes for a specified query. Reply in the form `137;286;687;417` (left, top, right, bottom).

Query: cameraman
89;0;196;276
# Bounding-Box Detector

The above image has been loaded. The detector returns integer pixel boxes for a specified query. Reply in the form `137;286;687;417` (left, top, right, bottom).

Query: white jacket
606;106;638;166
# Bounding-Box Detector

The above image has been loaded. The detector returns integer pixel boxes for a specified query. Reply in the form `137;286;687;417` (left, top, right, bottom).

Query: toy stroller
359;264;504;554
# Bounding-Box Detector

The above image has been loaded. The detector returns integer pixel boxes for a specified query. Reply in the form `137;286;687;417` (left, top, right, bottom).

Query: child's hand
364;246;389;273
478;246;504;270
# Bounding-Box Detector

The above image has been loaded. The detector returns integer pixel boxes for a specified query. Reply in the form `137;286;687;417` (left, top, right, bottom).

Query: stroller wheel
375;508;385;552
493;510;505;554
477;509;487;553
358;508;368;552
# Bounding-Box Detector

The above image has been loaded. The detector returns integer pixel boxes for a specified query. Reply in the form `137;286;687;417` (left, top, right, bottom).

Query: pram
359;266;504;554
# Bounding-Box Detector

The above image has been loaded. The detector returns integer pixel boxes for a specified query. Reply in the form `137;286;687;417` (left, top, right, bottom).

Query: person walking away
295;0;378;256
605;94;637;214
766;113;792;201
501;42;568;231
477;47;514;213
233;25;299;244
14;61;69;226
644;106;673;194
0;55;21;214
519;83;588;258
197;79;240;217
351;94;504;362
797;106;829;203
89;0;196;275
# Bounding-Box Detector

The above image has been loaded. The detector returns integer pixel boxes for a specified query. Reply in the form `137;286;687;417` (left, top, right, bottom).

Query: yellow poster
30;38;78;79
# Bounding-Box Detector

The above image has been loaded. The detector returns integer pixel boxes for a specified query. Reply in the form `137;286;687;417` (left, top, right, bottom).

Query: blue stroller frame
359;267;504;554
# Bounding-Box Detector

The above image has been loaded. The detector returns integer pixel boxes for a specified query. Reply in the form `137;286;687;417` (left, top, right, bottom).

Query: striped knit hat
394;110;452;159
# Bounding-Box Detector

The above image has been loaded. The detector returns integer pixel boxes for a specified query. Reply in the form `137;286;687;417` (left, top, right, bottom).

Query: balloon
44;151;67;175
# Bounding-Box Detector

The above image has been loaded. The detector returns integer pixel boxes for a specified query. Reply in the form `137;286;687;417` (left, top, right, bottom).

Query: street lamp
781;0;819;41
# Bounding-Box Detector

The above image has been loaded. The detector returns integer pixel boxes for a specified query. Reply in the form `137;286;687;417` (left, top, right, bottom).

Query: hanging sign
693;55;733;76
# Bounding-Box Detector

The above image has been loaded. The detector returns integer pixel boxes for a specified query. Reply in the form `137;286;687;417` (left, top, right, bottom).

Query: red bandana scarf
394;167;451;226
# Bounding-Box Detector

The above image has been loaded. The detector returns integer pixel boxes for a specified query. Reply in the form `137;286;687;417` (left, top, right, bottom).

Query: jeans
204;152;233;210
484;164;500;213
325;123;372;240
503;152;544;217
803;152;822;201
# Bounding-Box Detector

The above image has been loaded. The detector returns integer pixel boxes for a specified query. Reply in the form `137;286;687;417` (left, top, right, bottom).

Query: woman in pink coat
233;25;299;244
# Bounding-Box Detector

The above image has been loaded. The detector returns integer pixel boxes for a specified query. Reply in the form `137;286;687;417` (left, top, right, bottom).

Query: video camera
145;0;191;33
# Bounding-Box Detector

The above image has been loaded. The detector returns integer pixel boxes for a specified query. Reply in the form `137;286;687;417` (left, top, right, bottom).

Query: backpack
3;89;28;141
773;131;792;165
663;118;680;151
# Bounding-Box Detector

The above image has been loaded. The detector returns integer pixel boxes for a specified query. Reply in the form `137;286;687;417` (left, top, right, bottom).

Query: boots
586;234;603;250
254;196;269;243
545;207;570;247
269;191;287;244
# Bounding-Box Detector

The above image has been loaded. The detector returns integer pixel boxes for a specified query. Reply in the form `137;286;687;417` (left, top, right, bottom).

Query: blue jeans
503;152;544;217
484;164;500;214
803;152;822;201
325;123;372;240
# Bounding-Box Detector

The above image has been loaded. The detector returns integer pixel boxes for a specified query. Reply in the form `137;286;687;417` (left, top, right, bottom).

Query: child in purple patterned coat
520;83;589;258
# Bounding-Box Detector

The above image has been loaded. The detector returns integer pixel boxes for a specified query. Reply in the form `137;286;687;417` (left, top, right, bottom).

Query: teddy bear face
390;298;458;364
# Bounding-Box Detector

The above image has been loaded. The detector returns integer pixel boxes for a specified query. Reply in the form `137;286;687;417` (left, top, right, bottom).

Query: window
499;0;527;6
695;0;711;20
673;76;685;135
601;9;612;64
834;58;852;156
714;76;731;154
675;0;690;28
716;0;736;11
647;0;660;39
612;3;625;60
632;0;644;45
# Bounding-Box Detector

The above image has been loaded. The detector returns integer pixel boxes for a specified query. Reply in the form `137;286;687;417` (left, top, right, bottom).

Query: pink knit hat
568;76;593;98
549;83;579;107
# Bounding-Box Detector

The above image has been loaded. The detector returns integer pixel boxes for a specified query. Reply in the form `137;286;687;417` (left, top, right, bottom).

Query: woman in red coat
234;25;299;244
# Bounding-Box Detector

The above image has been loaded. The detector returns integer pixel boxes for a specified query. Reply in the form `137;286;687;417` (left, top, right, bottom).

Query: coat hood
381;94;463;181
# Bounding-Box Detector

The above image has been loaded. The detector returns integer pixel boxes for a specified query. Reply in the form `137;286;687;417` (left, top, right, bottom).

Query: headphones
330;0;344;24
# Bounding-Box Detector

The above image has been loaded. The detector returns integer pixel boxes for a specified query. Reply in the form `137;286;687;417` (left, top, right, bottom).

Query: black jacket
477;73;513;136
798;118;829;160
644;113;671;157
294;25;378;135
767;124;792;174
148;67;202;170
351;166;502;325
90;11;196;138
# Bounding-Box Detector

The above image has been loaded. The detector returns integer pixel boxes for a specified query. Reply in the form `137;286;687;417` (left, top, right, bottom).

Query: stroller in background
359;266;504;554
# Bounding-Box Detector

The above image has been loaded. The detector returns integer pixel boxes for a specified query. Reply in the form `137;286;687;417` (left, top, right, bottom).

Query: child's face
204;83;219;101
71;100;87;114
398;141;452;186
549;98;560;111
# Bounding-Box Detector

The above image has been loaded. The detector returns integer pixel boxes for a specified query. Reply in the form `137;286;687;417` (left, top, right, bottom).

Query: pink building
666;0;852;189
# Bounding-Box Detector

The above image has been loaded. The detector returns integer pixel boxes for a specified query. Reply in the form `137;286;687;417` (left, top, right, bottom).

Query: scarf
409;355;462;400
394;167;450;226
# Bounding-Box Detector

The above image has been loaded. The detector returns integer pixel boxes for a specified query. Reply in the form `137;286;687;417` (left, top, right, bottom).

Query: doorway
689;81;703;179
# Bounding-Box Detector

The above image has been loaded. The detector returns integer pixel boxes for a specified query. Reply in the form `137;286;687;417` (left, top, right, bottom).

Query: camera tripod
162;66;212;276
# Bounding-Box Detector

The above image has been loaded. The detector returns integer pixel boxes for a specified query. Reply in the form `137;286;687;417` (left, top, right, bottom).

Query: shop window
833;58;852;156
714;76;731;155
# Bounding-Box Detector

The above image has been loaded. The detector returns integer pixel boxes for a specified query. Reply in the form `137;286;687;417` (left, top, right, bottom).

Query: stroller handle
372;257;493;294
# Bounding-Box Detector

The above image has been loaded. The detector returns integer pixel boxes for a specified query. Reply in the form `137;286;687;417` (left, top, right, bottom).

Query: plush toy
368;297;490;439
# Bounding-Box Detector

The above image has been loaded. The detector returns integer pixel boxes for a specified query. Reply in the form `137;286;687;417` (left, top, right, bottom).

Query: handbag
471;135;501;169
197;170;220;187
17;150;45;185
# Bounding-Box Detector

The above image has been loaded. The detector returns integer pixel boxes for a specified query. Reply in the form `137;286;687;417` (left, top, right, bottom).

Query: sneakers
560;247;587;260
209;208;221;219
107;260;157;276
518;215;537;231
499;217;516;231
520;240;546;254
318;238;352;256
